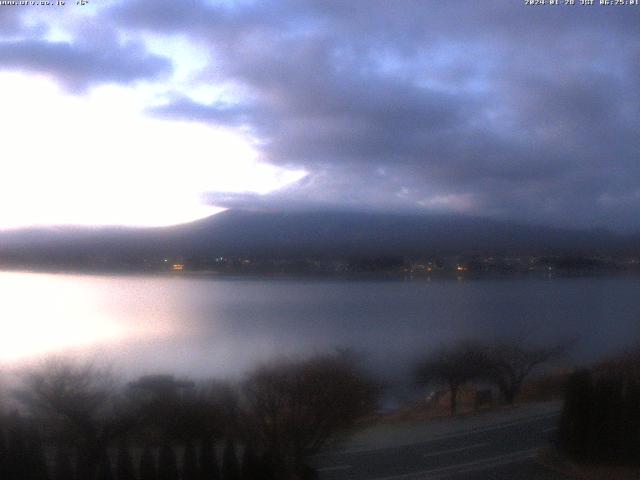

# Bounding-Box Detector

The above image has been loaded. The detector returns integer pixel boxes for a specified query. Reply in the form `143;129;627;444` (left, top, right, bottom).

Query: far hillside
0;210;638;271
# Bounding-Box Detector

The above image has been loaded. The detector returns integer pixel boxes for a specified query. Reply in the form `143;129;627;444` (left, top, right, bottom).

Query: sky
0;0;639;231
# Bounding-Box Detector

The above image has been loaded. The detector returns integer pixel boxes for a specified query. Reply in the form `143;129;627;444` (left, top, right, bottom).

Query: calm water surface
1;271;640;388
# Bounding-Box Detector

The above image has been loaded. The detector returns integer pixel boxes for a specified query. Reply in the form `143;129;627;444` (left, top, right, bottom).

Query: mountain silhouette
0;210;635;265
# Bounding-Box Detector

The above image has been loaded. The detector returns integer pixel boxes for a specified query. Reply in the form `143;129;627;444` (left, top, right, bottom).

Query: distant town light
172;263;184;271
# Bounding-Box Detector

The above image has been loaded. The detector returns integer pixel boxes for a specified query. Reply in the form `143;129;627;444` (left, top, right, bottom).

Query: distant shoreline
1;265;638;281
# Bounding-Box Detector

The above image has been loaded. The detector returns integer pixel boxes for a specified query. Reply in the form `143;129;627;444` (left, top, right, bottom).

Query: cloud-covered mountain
2;2;640;231
0;210;635;266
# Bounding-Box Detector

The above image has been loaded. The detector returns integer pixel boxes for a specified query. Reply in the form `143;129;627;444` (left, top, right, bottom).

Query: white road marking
422;442;489;458
542;426;557;433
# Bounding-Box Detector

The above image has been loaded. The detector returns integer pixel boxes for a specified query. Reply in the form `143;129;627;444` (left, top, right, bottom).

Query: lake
1;271;640;392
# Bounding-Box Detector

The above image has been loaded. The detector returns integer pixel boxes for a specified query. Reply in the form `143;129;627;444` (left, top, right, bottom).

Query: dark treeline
558;349;640;466
7;335;636;476
0;351;379;480
0;336;572;480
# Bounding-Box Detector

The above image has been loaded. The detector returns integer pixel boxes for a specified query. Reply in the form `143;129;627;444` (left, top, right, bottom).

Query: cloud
0;38;172;91
0;7;24;35
149;96;251;126
70;1;640;230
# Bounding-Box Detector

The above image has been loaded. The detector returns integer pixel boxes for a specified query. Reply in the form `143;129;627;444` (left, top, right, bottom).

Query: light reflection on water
0;272;176;363
1;271;640;386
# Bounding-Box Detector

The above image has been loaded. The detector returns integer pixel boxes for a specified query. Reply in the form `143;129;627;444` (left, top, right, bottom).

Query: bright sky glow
0;73;306;228
1;1;639;230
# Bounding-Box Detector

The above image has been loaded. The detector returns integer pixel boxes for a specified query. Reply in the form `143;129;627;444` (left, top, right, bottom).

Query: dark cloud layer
0;38;171;90
7;1;639;230
0;6;172;90
109;0;640;230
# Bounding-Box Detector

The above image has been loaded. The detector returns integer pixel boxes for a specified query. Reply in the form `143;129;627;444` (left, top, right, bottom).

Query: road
313;407;569;480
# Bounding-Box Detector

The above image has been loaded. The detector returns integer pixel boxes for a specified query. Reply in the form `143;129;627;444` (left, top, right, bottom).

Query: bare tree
484;338;570;404
127;374;195;441
415;342;489;415
242;351;379;474
127;375;234;442
14;359;115;432
13;358;130;477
